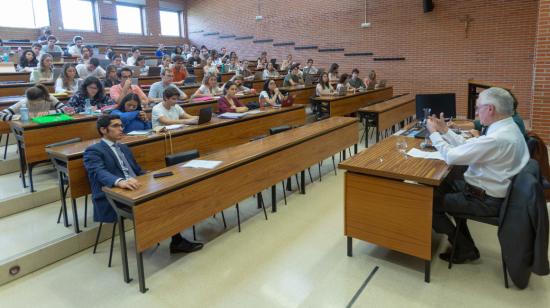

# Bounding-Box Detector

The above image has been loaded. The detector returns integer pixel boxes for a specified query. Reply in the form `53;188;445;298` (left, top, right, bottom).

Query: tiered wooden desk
312;87;394;117
339;135;451;283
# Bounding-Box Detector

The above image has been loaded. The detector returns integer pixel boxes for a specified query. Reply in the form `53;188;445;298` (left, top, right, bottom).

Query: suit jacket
83;140;143;223
498;159;549;289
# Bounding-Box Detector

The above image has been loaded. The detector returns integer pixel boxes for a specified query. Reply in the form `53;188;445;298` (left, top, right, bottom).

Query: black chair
165;149;227;239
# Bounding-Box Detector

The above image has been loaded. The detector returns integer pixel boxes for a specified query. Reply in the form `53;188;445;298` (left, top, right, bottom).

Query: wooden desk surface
313;87;394;117
0;72;31;82
360;94;414;113
339;135;450;186
0;82;55;96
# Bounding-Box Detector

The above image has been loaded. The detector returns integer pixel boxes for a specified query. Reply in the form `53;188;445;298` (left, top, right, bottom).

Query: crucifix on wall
460;14;474;38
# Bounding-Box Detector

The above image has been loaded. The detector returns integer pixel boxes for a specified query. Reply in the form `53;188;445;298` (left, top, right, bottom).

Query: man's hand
182;116;199;125
138;111;147;121
117;178;140;190
469;129;480;137
122;79;132;91
427;112;448;134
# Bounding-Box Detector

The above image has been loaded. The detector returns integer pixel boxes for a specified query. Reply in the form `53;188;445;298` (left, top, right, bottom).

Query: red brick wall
533;0;550;141
0;0;187;46
187;0;538;121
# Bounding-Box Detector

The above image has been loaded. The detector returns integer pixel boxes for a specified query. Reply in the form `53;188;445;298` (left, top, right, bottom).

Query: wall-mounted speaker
423;0;434;13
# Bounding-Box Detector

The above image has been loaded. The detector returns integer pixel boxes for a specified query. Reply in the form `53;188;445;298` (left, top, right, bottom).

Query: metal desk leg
2;133;8;160
300;171;305;194
134;228;148;293
286;177;292;191
425;260;431;283
376;124;380;143
271;185;277;213
17;141;27;188
342;150;347;160
347;237;353;257
71;198;81;233
28;164;35;192
58;172;70;227
118;217;132;284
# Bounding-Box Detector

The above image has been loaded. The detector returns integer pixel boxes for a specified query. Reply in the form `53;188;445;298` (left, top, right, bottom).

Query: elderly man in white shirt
426;87;529;264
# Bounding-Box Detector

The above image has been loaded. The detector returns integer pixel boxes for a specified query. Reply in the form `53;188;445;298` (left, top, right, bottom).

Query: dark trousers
433;167;503;252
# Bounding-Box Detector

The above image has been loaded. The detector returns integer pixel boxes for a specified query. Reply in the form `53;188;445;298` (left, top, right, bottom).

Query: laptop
304;73;315;86
128;66;141;77
147;66;161;77
145;59;158;67
198;107;213;124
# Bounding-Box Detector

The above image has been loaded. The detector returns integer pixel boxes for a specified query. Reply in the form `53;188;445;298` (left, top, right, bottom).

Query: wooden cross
460;14;474;38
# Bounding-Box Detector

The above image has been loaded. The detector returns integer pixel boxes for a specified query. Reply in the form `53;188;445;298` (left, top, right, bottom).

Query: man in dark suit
83;114;203;253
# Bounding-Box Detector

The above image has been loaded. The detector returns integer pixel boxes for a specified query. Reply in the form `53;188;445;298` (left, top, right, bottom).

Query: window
159;10;181;37
116;5;145;35
0;0;49;29
60;0;98;31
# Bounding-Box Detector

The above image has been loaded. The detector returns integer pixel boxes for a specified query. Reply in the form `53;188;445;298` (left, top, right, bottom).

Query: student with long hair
328;63;340;81
1;84;69;121
192;74;222;98
103;65;120;88
55;63;78;93
17;49;38;72
68;76;114;113
259;79;285;106
110;93;152;133
30;53;53;82
218;81;248;113
316;72;334;96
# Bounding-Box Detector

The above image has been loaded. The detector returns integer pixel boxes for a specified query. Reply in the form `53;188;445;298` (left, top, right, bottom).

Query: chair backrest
165;149;199;166
527;135;539;158
269;125;291;135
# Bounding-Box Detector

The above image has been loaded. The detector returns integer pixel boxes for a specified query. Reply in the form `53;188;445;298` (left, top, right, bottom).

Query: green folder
31;114;74;124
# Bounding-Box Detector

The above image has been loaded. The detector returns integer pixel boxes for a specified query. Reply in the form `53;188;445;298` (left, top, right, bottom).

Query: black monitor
415;93;456;121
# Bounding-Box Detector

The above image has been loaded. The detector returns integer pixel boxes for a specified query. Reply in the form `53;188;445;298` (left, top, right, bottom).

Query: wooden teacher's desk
339;135;450;283
103;116;358;293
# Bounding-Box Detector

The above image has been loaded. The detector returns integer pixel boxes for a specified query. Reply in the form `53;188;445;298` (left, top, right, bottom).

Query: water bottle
2;53;8;63
84;98;93;115
20;102;29;122
221;63;225;73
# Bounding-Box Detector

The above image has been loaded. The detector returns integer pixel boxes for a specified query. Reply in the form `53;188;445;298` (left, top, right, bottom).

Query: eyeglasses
475;104;491;111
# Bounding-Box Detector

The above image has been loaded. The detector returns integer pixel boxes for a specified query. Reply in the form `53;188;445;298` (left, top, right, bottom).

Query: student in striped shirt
0;84;69;121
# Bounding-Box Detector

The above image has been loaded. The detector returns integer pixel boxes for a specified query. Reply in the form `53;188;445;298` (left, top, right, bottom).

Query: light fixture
361;0;371;28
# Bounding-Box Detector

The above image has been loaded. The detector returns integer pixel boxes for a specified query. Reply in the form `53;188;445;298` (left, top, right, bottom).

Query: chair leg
57;204;63;224
93;222;103;254
193;225;197;241
235;203;241;232
318;162;322;182
281;181;287;205
108;222;117;267
502;254;509;288
307;168;313;183
258;192;268;220
84;195;88;228
294;174;301;192
331;156;337;176
221;210;227;229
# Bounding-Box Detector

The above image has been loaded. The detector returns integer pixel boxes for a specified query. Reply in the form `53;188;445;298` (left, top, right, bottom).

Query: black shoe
169;238;204;254
439;247;480;264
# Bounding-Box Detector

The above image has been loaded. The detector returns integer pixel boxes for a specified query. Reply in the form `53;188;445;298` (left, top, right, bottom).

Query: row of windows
0;0;184;37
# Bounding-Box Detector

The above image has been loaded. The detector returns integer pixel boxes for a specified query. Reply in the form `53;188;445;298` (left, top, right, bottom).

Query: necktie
113;143;137;179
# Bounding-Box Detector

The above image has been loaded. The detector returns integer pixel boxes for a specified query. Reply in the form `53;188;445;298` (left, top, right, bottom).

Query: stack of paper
127;130;152;136
218;112;246;119
406;148;444;161
165;124;185;130
182;160;222;169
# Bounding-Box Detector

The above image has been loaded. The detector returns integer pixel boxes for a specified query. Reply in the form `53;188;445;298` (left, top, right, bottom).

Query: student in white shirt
259;79;284;106
192;74;222;98
203;57;219;76
55;63;78;93
76;58;106;79
316;72;334;96
152;87;198;128
80;45;93;64
135;56;149;76
262;62;280;79
68;36;84;57
427;87;529;264
126;47;140;66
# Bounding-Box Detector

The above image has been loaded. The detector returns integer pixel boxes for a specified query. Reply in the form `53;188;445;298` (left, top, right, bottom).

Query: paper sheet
127;130;152;136
406;148;444;160
218;112;246;119
244;110;263;115
165;124;185;130
182;160;223;169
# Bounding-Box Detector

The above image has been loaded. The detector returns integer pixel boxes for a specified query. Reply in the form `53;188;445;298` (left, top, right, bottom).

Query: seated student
316;72;334;96
348;68;366;89
152;87;198;128
302;58;318;75
192;74;222;98
55;63;78;93
104;46;114;60
41;35;63;54
110;94;152;133
17;49;38;72
68;36;84;57
37;27;51;45
126;47;140;66
80;45;94;64
199;45;209;61
0;84;69;121
226;56;240;72
219;47;230;63
171;56;187;85
229;75;251;93
76;58;106;79
68;76;114;113
336;73;354;93
257;57;267;70
210;50;222;66
280;54;293;71
182;44;191;59
155;43;167;58
110;54;126;68
159;54;172;73
203;56;219;76
328;63;340;82
187;49;202;67
148;68;188;103
135;56;149;76
186;45;197;60
364;70;377;89
263;62;280;79
109;67;150;105
218;81;249;113
103;65;120;88
83;114;203;253
236;60;254;82
259;79;285;106
171;46;183;60
30;53;54;82
283;63;305;87
257;51;268;68
31;43;42;61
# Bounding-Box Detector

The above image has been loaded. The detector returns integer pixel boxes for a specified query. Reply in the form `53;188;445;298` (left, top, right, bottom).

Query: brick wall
187;0;538;122
533;0;550;141
0;0;187;46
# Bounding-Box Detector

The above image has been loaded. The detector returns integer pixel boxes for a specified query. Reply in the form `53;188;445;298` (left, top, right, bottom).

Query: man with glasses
148;68;188;103
426;87;529;264
109;67;149;105
84;114;204;254
68;36;84;57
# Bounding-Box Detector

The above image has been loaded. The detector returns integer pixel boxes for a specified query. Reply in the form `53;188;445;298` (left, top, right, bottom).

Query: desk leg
286;177;292;191
28;164;35;192
118;217;132;284
342;150;347;160
425;260;431;283
300;171;305;194
354;144;358;154
134;229;148;293
71;198;81;233
17;141;27;188
347;237;353;257
271;185;277;213
376;124;380;143
58;172;70;228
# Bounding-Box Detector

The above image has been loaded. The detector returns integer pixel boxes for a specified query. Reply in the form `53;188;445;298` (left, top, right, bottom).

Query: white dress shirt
429;117;529;198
